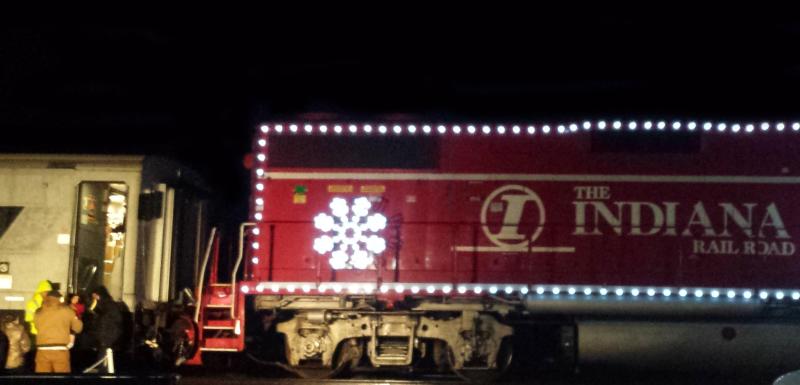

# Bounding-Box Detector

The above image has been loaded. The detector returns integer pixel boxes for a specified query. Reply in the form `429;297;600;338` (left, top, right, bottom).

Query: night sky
2;15;799;223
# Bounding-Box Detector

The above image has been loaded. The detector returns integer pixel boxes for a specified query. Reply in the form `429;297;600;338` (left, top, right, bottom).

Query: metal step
202;337;243;351
204;304;234;309
203;320;236;330
200;347;238;352
203;325;235;330
210;283;232;287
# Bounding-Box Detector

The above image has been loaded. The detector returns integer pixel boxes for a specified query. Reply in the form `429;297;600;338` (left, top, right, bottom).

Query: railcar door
70;181;129;299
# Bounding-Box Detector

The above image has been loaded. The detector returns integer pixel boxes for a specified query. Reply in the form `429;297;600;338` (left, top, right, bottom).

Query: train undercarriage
254;295;515;379
238;290;800;380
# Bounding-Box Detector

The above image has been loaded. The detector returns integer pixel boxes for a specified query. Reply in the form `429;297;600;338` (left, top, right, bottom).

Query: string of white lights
238;281;800;302
257;121;800;137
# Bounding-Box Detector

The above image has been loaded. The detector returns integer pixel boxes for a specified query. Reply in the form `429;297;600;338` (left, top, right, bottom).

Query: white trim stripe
239;281;800;303
265;172;800;185
453;246;575;253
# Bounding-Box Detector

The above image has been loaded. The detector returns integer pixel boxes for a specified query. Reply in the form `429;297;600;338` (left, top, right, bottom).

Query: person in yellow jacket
24;280;53;336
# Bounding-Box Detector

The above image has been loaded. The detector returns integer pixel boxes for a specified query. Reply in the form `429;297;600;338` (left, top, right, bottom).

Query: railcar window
268;135;440;169
0;206;23;239
590;130;701;154
72;182;128;299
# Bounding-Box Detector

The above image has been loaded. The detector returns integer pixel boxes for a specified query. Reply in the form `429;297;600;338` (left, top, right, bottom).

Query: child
66;294;85;350
69;294;85;319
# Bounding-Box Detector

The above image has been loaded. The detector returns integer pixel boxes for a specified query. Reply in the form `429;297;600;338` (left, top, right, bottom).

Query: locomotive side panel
254;175;800;289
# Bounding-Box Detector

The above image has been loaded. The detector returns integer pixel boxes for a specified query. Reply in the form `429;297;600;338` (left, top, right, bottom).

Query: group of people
0;279;122;374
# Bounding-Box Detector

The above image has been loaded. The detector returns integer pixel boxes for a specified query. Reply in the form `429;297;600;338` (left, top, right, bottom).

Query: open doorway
72;182;128;299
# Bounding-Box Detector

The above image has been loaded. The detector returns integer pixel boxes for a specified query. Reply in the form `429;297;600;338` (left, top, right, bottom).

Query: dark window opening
590;131;702;154
268;135;440;169
0;207;23;239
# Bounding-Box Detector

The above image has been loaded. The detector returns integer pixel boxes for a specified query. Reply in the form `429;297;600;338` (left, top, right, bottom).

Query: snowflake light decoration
312;197;387;270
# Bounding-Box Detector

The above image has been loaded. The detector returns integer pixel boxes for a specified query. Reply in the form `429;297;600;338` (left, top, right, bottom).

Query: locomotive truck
187;119;800;379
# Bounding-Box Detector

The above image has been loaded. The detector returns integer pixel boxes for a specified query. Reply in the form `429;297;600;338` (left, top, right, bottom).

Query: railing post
194;228;217;323
106;348;115;374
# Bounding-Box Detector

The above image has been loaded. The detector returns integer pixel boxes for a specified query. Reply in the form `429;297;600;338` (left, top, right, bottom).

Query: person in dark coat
87;286;121;370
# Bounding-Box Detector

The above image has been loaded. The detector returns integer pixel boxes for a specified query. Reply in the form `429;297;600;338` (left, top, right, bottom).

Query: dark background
2;13;799;224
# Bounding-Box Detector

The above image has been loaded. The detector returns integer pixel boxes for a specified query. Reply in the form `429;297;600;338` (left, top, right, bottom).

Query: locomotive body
196;120;800;377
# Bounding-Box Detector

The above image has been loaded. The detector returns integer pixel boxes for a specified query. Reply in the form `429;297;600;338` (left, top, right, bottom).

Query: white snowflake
312;197;387;270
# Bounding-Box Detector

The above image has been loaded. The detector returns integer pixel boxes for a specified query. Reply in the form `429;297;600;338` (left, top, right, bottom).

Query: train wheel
167;315;199;366
450;338;513;383
293;339;362;379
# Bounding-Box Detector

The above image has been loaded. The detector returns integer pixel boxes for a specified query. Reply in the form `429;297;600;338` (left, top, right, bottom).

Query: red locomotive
188;119;800;378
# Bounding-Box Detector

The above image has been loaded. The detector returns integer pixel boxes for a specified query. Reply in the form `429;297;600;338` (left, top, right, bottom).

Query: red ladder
185;224;252;365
